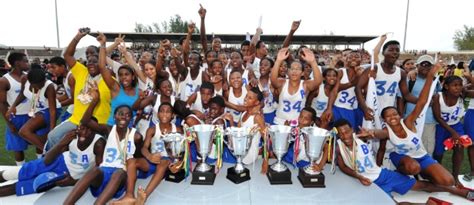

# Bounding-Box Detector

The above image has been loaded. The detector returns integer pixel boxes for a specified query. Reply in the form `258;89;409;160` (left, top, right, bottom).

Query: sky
1;0;473;51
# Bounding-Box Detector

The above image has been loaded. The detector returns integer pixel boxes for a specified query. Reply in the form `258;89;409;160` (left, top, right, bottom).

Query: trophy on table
191;124;217;185
163;132;186;183
225;127;254;184
267;125;293;185
298;127;329;188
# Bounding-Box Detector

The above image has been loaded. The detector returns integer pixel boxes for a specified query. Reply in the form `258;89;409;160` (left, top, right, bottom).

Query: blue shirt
404;76;441;124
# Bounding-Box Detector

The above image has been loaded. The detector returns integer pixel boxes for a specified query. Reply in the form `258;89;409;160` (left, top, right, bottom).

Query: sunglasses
420;62;432;68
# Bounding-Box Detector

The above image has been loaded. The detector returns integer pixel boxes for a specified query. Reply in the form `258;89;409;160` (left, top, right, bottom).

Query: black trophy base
191;165;216;185
165;169;185;183
266;165;292;185
297;168;326;188
226;167;251;184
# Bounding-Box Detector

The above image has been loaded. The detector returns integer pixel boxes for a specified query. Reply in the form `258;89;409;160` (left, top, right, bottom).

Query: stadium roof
90;32;377;46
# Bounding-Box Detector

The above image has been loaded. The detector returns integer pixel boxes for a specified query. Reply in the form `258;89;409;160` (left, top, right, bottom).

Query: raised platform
2;162;472;204
1;161;393;205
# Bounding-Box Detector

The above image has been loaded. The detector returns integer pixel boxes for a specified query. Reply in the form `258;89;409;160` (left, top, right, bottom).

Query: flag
414;76;440;139
362;53;382;130
362;77;382;130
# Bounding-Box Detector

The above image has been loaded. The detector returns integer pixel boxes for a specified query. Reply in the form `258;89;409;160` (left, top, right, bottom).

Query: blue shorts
332;106;358;130
5;114;29;151
373;168;416;196
264;111;276;125
283;142;310;168
389;153;437;171
60;111;72;122
137;159;158;179
464;109;474;140
90;167;126;199
16;155;69;196
36;108;61;136
434;122;465;156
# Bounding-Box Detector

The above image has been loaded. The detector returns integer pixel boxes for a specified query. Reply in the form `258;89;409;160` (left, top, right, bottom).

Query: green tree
134;14;199;34
453;25;474;50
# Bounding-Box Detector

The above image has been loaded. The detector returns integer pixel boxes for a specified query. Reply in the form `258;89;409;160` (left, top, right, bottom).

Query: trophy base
226;167;251;184
297;168;325;188
165;169;185;183
266;165;292;185
191;165;216;185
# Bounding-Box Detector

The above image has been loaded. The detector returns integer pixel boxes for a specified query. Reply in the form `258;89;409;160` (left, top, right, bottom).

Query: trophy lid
163;132;185;142
301;127;329;137
268;125;292;134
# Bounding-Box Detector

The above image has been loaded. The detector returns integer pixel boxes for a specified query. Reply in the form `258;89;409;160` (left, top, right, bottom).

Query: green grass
0;118;39;165
0;118;471;174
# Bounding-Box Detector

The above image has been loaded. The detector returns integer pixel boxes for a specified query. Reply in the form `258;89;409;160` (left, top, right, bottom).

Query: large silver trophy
267;125;293;184
225;127;253;184
163;133;186;183
298;127;329;188
191;124;216;185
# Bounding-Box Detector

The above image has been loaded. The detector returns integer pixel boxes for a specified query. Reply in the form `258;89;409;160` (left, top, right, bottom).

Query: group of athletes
0;4;473;205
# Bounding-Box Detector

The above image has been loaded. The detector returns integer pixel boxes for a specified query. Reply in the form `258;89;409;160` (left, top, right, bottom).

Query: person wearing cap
404;55;442;156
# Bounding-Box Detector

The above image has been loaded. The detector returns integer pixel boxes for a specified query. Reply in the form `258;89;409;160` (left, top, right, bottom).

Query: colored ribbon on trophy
351;133;358;173
329;128;338;174
214;126;224;174
292;127;300;167
183;125;194;180
262;127;269;162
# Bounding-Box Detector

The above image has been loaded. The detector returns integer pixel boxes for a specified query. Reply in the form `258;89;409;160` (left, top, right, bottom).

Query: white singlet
438;92;465;125
387;120;427;158
334;68;358;110
63;134;102;179
4;73;31;115
100;126;137;169
374;63;401;110
338;138;381;181
274;80;306;125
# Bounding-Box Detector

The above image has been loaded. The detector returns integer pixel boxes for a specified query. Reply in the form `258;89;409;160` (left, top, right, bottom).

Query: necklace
115;127;130;171
28;89;40;117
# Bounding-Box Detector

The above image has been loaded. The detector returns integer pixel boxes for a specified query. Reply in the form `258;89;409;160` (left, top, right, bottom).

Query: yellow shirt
453;68;464;77
69;62;111;125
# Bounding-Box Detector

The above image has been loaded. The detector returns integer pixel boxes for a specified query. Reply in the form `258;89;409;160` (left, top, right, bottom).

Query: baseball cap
416;55;434;65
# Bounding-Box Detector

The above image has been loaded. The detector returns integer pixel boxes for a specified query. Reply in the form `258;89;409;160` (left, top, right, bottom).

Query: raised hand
300;48;316;64
96;32;106;45
380;33;388;42
291;20;301;32
198;4;207;19
77;27;90;38
170;47;181;58
276;48;290;61
117;44;127;54
256;27;263;34
114;34;126;44
188;22;196;34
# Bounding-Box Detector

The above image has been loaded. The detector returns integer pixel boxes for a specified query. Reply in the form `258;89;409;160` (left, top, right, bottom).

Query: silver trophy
163;133;186;183
225;127;254;183
191;124;217;185
298;126;329;188
300;127;329;175
192;124;216;171
268;125;293;172
163;133;185;170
